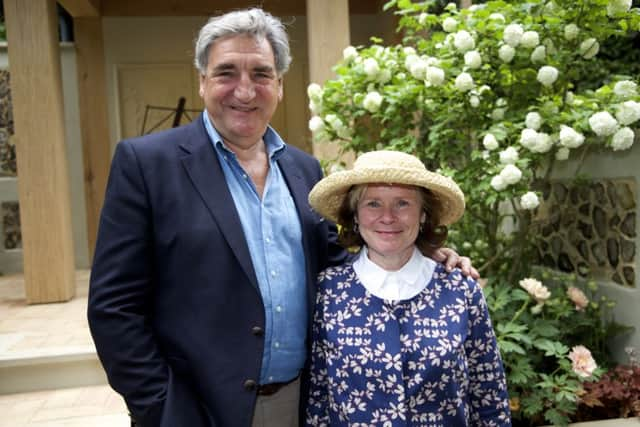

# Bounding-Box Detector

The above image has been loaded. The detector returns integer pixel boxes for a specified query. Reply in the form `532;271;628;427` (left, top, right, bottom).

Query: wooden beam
98;0;382;16
4;0;76;303
101;0;306;16
74;17;111;263
306;0;352;162
58;0;100;17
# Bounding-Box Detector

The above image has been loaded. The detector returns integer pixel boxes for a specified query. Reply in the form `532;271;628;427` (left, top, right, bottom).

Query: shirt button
271;270;276;277
251;326;264;336
243;379;257;391
265;237;271;243
275;306;282;313
268;376;274;382
274;342;280;348
243;174;248;179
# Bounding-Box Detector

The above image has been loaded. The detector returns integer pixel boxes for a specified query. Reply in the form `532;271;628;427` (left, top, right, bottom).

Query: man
88;8;475;427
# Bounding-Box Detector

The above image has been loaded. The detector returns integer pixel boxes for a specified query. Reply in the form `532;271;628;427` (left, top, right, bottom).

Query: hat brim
309;166;465;226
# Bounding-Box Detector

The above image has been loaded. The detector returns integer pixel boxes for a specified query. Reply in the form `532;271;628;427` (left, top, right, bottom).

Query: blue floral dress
305;262;511;427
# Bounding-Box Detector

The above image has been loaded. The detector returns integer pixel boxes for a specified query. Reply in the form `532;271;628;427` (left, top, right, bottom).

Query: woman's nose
379;207;396;222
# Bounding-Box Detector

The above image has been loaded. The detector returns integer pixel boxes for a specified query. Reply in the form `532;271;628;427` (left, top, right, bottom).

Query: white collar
352;246;436;302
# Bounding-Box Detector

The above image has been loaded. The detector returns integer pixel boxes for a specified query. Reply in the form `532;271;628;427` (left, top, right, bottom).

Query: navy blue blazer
88;115;346;427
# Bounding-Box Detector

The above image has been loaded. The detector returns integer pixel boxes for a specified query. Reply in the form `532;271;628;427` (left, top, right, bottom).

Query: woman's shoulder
317;263;355;283
431;262;481;293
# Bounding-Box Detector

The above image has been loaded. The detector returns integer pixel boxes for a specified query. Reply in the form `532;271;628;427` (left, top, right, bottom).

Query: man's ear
198;74;205;98
278;77;284;101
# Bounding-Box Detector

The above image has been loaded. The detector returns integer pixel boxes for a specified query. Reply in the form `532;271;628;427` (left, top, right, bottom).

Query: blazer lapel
278;151;317;284
178;116;259;290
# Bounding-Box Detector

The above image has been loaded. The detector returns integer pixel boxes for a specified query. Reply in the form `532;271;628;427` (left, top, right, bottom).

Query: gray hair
194;8;292;76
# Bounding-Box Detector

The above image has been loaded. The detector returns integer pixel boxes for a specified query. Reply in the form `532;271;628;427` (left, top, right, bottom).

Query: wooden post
305;0;352;163
74;17;111;262
4;0;76;303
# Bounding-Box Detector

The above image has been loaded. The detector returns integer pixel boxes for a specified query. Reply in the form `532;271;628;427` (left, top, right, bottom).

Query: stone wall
551;141;640;362
536;178;636;287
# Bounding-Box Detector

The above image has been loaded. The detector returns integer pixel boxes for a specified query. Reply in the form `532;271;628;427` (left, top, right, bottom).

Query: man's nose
234;74;255;101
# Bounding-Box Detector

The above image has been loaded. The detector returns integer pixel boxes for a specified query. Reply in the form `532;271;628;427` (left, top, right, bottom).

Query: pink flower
569;345;597;378
567;287;589;311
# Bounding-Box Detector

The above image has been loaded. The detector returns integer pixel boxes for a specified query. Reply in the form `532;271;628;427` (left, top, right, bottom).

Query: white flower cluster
525;112;543;130
530;45;546;63
564;24;579;40
537;66;559;87
556;147;570;161
520;191;540;210
483;133;499;150
455;72;474;92
503;23;524;47
520;129;553;153
614;80;638;99
490;164;522;191
343;46;358;63
616;101;640;125
499;146;519;164
426;66;445;86
464;50;482;69
520;31;540;48
559;125;585;148
454;30;475;52
324;114;351;139
579;38;600;60
611;127;635;151
607;0;632;16
307;83;323;115
363;91;383;113
499;45;516;63
308;116;324;133
442;17;457;33
588;111;618;136
363;58;380;79
406;55;429;80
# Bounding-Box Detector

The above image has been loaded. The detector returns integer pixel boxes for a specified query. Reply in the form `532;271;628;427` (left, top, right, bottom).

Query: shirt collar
353;246;436;301
202;110;286;161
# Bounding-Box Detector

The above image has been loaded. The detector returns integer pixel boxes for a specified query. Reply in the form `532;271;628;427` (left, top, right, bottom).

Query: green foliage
308;0;640;425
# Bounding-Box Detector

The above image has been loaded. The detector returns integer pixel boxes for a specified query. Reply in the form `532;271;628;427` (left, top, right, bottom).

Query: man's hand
430;247;480;280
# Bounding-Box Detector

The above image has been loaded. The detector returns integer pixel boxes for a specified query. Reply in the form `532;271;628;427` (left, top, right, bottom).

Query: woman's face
356;184;425;269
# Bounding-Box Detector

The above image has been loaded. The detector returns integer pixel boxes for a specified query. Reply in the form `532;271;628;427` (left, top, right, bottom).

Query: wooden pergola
3;0;386;303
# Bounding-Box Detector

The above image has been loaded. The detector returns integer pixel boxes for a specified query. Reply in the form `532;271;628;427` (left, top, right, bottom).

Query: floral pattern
305;263;511;427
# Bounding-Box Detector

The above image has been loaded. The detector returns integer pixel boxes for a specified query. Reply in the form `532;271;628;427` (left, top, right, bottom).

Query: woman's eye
365;200;380;208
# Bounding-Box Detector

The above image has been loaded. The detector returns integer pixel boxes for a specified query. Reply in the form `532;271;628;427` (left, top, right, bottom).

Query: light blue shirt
202;113;307;384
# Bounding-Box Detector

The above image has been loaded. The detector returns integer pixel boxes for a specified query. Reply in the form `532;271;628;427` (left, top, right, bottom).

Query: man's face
199;34;283;150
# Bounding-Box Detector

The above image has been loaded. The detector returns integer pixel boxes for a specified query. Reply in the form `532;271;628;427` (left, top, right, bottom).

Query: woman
305;151;511;426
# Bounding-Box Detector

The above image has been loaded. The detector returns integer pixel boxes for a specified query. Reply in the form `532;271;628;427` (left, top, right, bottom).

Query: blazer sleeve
87;141;210;427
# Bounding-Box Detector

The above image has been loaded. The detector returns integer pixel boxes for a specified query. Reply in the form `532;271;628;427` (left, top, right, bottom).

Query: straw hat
308;150;465;226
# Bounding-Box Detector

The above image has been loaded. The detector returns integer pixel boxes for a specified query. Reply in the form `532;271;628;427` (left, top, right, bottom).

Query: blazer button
251;326;264;336
243;379;257;391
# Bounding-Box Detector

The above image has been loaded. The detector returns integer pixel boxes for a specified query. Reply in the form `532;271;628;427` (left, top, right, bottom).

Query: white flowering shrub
308;0;640;424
